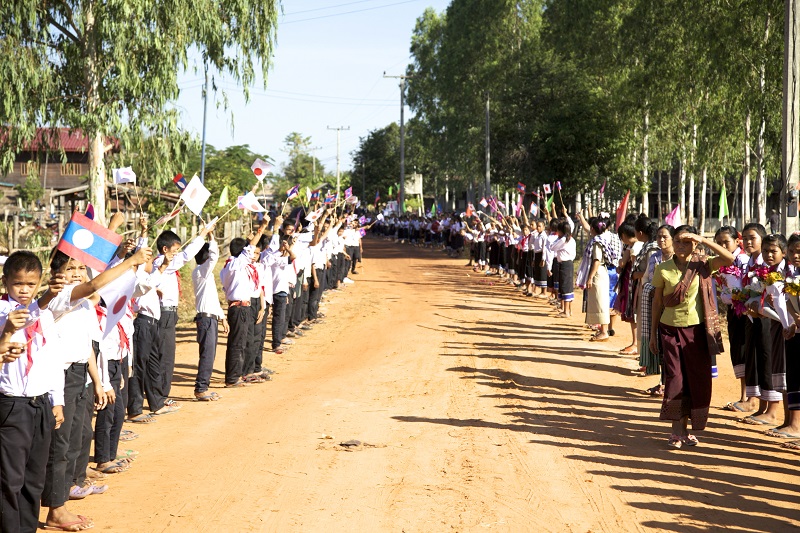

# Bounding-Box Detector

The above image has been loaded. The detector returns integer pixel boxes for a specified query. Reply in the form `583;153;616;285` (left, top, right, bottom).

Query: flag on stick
237;192;266;213
599;180;606;196
556;181;562;190
615;190;630;230
344;187;353;199
113;167;136;184
56;212;123;271
479;197;489;208
310;189;321;202
250;159;273;181
545;194;555;211
173;173;187;191
718;183;730;221
97;270;136;340
543;183;552;195
286;185;300;200
665;204;682;227
85;204;95;220
180;175;211;216
218;186;230;207
155;204;182;226
516;182;526;193
374;190;380;206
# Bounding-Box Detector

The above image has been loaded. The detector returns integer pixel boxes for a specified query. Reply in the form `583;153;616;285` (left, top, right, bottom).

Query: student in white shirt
192;232;229;400
550;219;578;318
150;227;211;412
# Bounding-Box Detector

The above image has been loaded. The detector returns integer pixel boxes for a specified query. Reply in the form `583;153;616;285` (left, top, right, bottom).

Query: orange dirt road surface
66;238;800;532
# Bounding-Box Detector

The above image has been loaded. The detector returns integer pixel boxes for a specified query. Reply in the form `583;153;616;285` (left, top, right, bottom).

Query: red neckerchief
175;271;182;298
246;264;259;289
3;294;41;375
95;305;130;353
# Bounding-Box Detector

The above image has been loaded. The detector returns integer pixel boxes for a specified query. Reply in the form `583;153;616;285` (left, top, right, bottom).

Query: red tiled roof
13;128;119;153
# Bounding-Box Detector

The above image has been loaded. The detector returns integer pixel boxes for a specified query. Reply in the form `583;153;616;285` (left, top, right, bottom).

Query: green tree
16;174;45;208
0;0;279;224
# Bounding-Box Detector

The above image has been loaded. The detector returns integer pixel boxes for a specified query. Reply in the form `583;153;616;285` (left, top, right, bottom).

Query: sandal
667;434;683;449
644;385;664;397
618;346;638;355
589;335;609;342
781;440;800;450
195;391;221;401
43;514;94;531
126;413;156;424
243;374;266;384
96;461;129;474
119;429;139;441
68;484;93;500
153;404;181;415
682;435;699;447
225;380;248;388
722;401;751;413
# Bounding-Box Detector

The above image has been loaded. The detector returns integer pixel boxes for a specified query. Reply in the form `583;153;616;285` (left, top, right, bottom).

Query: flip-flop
765;429;800;439
43;515;94;531
195;391;220;401
84;483;108;495
96;461;129;474
153;404;180;415
126;414;156;424
739;416;774;426
781;440;800;450
116;449;139;460
589;335;609;342
723;402;750;413
119;429;139;441
68;484;93;500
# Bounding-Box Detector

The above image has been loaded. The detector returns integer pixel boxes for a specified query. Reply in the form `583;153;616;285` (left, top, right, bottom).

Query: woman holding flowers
649;225;734;448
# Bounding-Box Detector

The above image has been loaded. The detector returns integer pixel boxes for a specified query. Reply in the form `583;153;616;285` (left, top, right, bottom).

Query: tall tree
0;0;279;223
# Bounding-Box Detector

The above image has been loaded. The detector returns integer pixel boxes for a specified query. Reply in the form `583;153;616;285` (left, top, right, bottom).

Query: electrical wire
284;0;393;17
281;0;422;25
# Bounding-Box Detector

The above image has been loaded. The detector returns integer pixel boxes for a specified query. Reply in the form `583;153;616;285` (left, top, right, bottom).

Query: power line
282;0;421;25
284;0;391;17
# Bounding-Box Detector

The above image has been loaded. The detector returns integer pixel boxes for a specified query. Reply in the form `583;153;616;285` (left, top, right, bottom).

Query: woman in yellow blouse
649;225;734;448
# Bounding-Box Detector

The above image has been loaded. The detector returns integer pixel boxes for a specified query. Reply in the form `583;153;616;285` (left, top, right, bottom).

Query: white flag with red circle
179;174;211;216
250;159;273;181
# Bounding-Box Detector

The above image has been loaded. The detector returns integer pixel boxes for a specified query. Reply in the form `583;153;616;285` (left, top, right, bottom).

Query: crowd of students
0;207;365;532
378;203;800;451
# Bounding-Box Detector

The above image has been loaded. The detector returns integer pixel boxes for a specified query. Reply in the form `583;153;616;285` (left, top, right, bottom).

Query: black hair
281;220;295;229
257;235;270;251
714;225;739;242
673;224;699;236
789;233;800;249
4;250;43;278
656;224;676;237
49;249;72;273
156;230;181;254
590;216;610;235
624;213;638;226
634;215;657;240
195;243;211;265
229;238;247;258
742;222;767;239
557;219;572;241
548;218;559;232
617;223;635;239
763;234;788;253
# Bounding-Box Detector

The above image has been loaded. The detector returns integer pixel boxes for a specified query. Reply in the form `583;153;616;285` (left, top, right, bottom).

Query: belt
0;392;50;406
194;312;219;320
228;301;251;307
135;314;159;325
161;306;178;312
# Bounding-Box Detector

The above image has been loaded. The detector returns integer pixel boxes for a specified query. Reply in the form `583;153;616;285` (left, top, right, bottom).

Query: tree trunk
699;166;708;234
756;17;769;225
641;110;649;216
84;1;106;224
688;124;697;225
743;111;751;226
679;147;686;222
657;169;662;220
667;168;672;213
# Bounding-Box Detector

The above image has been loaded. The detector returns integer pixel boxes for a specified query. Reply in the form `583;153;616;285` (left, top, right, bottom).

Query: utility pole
200;63;209;185
327;126;349;198
485;92;491;199
384;72;413;212
781;0;800;234
310;145;322;182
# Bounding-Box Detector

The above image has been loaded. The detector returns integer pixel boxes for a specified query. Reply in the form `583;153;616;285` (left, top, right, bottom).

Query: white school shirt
97;304;134;392
220;245;257;302
0;287;81;406
310;243;327;270
132;264;163;320
192;239;226;320
342;228;360;247
544;234;558;270
53;292;101;367
152;236;206;307
261;249;291;294
550;236;577;262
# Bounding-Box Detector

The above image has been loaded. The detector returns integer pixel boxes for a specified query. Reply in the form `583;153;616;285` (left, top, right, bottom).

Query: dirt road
70;239;800;532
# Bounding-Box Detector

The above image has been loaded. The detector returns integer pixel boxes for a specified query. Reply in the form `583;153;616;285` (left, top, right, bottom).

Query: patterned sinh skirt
659;322;712;430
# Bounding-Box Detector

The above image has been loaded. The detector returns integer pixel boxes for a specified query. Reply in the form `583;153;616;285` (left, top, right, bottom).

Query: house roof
9;128;120;153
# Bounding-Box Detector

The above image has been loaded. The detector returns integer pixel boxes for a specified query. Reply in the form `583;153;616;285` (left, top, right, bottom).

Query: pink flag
515;194;524;216
599;180;606;196
615;190;630;230
664;205;682;227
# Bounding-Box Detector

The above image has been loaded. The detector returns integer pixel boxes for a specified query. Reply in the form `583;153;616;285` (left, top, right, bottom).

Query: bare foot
46;506;94;531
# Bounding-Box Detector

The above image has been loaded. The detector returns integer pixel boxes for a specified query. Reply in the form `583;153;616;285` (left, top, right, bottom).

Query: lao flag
345;187;353;199
310;189;321;202
113;167;137;184
324;193;336;204
173;174;188;191
543;183;552;195
97;269;136;339
57;212;123;271
530;203;539;216
374;190;380;205
251;159;273;181
556;181;562;190
516;182;526;193
286;185;300;200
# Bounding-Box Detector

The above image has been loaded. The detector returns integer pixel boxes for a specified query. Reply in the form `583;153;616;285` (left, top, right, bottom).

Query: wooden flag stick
556;185;565;211
132;183;145;216
158;198;183;233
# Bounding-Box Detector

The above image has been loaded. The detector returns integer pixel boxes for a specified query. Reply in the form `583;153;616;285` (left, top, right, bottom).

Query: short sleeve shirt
652;258;703;327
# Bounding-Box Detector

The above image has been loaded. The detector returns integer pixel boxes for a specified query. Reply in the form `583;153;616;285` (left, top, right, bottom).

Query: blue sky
174;0;451;175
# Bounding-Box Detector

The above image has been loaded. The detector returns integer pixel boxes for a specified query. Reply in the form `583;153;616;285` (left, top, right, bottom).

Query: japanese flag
305;207;325;223
113;167;136;184
251;159;273;181
179;175;211;216
543;183;552;195
97;269;136;339
237;192;266;213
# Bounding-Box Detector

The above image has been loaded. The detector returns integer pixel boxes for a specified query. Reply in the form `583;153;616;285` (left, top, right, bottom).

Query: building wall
3;151;89;189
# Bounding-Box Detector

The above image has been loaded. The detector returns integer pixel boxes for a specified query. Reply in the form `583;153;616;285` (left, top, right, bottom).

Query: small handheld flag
286;185;300;200
718;183;730;221
180;175;211;216
251;159;273;181
556;181;562;191
324;193;336;204
530;203;538;216
543;183;552;195
599;180;606;196
173;174;188;191
479;197;489;208
97;270;136;340
85;204;95;221
56;212;123;272
218;186;230;208
374;190;380;206
517;182;526;193
345;187;353;199
310;189;321;202
155;206;182;226
113;167;137;184
615;190;630;229
665;204;682;227
237;192;266;213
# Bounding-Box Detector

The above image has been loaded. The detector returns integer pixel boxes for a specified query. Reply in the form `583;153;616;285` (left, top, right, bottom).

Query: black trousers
327;256;339;288
0;394;54;533
129;314;160;415
94;359;124;464
74;381;94;489
225;305;251;384
289;286;307;329
195;316;219;392
244;298;267;376
43;362;88;508
308;268;325;319
271;293;288;349
156;309;178;402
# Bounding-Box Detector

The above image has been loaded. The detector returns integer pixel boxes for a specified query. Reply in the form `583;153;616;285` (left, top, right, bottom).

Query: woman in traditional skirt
583;217;615;341
650;225;733;448
614;223;639;354
779;233;800;447
639;224;675;395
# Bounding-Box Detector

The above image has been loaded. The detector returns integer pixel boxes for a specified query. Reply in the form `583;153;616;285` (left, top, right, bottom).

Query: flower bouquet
742;266;784;324
714;264;743;306
784;275;800;315
764;271;794;329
